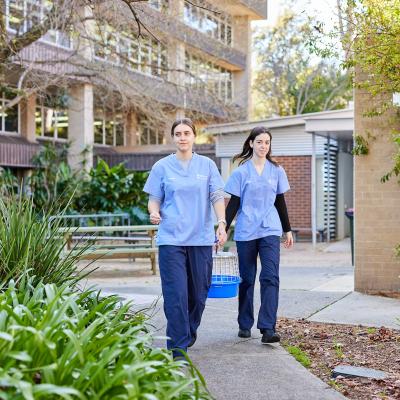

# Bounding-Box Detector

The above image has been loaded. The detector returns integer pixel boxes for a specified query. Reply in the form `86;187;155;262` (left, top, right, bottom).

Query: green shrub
0;279;211;399
0;196;89;287
75;159;149;213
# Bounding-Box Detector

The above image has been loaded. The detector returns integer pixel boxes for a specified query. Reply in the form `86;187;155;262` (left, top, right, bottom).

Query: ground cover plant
279;317;400;400
0;278;211;399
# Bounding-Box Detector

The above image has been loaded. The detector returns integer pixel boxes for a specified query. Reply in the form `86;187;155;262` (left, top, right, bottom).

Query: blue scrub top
225;160;290;241
143;153;224;246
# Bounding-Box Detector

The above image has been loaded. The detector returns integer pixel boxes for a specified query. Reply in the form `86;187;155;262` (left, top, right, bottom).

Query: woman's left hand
215;224;227;249
283;231;294;248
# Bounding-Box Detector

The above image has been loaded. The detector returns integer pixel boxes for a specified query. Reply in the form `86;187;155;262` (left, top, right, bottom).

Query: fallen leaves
278;318;400;400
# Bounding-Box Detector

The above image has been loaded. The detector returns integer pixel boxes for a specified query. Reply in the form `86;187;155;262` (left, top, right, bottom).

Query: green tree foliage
252;6;352;119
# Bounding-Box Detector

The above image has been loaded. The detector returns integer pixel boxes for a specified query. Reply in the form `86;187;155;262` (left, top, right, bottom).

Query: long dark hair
233;126;278;166
170;118;197;136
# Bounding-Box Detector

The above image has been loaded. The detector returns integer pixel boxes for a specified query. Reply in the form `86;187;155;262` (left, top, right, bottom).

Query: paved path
84;240;400;399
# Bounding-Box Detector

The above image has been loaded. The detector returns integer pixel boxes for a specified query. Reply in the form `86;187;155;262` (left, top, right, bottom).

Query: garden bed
278;318;400;400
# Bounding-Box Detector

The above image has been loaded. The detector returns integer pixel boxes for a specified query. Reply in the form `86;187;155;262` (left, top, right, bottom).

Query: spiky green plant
0;196;90;287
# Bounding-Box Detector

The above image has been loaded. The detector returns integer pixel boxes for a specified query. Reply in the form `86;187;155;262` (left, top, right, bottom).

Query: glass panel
151;40;160;76
227;78;232;101
129;39;139;71
105;119;114;145
26;0;41;30
8;0;25;32
140;38;151;74
148;128;157;144
56;110;68;139
140;127;149;145
119;37;130;66
94;118;104;144
4;102;19;132
35;107;42;137
160;48;168;79
227;25;232;46
115;123;124;146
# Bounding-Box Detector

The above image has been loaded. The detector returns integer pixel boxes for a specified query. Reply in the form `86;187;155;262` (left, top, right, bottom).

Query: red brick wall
274;156;311;229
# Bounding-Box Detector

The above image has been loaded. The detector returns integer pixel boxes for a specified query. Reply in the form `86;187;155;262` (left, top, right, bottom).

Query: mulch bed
277;318;400;400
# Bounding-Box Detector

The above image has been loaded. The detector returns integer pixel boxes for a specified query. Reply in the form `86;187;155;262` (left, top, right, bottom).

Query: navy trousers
236;235;280;332
158;245;212;357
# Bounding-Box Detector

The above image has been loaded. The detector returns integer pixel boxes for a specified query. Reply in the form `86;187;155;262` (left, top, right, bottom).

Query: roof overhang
204;108;354;141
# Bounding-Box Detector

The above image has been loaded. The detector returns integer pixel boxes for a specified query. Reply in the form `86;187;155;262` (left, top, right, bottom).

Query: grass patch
285;345;311;368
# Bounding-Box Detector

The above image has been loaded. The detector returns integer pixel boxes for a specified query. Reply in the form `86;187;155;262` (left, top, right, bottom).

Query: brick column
354;88;400;293
232;15;251;118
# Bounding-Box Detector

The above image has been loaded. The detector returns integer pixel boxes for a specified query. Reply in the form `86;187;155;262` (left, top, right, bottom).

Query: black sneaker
188;332;197;348
238;328;251;338
261;329;280;344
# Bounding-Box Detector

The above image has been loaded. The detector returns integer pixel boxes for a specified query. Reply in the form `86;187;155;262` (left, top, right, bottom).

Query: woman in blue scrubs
143;118;227;359
225;126;293;344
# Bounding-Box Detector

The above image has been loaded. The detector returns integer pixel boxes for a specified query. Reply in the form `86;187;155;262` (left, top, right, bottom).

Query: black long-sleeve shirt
225;193;291;233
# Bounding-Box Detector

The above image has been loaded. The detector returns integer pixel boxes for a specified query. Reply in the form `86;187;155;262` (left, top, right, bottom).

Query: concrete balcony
137;6;247;70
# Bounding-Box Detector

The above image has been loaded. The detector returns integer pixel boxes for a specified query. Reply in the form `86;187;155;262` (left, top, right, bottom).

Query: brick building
205;108;354;242
0;0;268;172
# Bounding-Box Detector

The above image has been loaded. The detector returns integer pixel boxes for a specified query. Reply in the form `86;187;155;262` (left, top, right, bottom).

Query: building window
183;1;232;46
5;0;73;49
94;27;168;79
94;111;125;146
0;93;19;133
148;0;169;12
138;118;164;145
35;98;68;140
185;52;233;102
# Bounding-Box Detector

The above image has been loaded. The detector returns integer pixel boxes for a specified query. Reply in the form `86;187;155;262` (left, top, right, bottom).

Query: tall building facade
0;0;268;172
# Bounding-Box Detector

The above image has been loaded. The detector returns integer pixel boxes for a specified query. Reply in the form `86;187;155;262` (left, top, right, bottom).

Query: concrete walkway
83;240;400;399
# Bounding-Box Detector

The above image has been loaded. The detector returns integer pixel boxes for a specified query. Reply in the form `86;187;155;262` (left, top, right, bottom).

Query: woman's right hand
149;211;162;225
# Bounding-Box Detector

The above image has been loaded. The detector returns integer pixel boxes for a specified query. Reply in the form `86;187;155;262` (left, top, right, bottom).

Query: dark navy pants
158;245;213;357
236;235;280;332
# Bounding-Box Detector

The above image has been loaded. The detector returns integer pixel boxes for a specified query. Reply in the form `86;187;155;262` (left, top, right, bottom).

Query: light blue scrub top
143;153;224;246
225;160;290;241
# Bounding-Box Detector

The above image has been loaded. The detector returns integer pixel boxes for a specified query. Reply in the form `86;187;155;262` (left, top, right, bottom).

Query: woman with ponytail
224;126;293;344
143;118;227;360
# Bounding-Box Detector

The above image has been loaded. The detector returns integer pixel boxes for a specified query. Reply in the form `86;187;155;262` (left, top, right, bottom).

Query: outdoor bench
291;227;326;242
59;225;159;275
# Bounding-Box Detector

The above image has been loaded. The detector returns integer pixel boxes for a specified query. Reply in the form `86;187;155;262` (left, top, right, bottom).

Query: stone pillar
68;84;94;171
232;16;251;118
19;94;37;142
125;111;139;146
354;87;400;293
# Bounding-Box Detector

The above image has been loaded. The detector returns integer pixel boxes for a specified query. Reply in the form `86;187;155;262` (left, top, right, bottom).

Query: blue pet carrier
208;251;241;298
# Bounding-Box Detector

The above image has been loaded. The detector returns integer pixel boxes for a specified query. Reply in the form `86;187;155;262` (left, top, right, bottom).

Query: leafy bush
0;196;89;287
0;279;211;399
75;159;149;213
